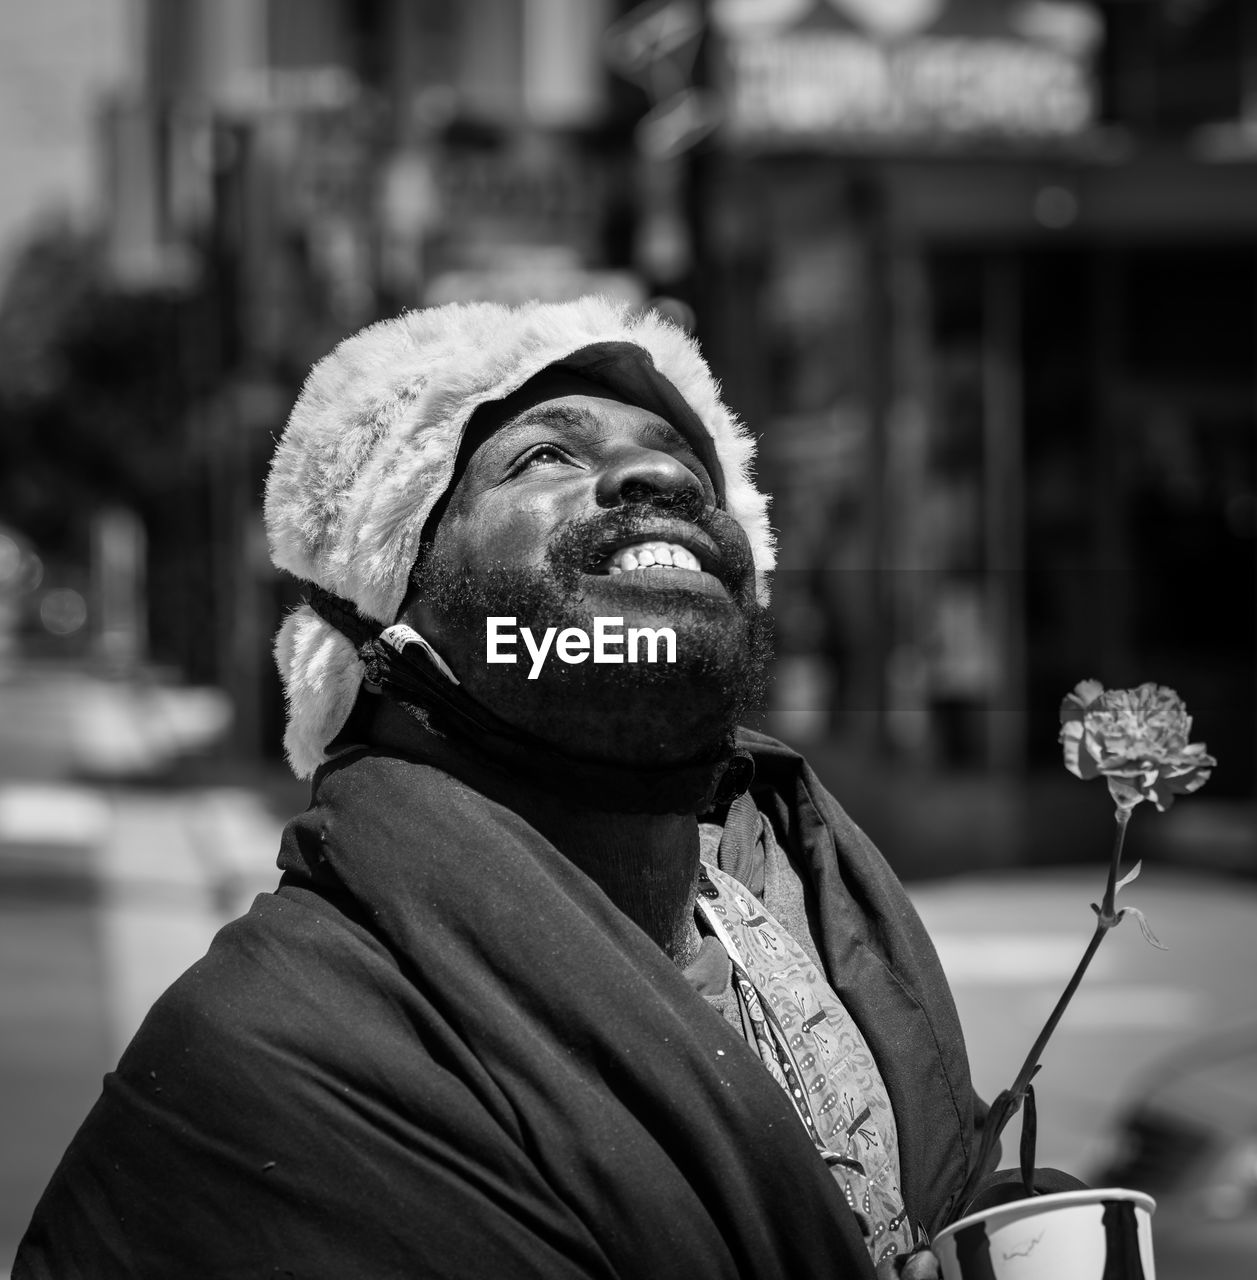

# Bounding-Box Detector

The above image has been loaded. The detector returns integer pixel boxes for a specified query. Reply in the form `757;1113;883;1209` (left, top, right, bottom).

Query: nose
594;443;706;509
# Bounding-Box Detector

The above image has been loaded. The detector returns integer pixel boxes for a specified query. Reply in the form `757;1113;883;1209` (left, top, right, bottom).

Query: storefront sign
714;0;1100;144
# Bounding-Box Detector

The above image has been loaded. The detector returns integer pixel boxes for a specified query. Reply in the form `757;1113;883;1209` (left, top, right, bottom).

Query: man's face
402;369;772;767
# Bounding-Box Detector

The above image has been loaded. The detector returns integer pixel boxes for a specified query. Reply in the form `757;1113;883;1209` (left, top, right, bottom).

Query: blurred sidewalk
909;868;1257;1279
0;661;298;1272
911;868;1257;1174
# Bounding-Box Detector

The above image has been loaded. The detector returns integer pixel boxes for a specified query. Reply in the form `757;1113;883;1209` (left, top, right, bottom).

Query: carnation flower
1058;679;1215;811
950;678;1217;1224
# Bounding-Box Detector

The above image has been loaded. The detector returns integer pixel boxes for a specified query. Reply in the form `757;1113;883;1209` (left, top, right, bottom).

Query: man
17;297;1064;1278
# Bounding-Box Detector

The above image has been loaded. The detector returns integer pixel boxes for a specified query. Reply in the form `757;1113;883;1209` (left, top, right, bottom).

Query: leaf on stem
1118;905;1167;950
1107;777;1146;811
1115;860;1142;894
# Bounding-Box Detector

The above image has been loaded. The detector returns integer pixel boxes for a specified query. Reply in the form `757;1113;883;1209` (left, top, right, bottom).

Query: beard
410;498;774;768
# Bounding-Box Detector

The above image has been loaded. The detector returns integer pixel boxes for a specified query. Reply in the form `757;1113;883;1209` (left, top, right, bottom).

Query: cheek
438;492;569;574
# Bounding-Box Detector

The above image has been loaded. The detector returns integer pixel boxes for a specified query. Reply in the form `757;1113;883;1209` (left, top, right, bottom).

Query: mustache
545;493;755;598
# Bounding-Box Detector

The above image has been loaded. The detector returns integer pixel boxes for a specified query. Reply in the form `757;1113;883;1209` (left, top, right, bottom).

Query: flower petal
1059;721;1088;778
1071;678;1106;710
1115;860;1142;893
1059;680;1215;805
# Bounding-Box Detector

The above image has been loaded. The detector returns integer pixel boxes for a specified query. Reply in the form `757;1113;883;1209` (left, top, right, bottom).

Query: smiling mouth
598;540;704;575
577;521;731;597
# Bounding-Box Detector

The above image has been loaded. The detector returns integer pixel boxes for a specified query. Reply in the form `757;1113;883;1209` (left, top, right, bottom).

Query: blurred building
690;0;1257;817
79;0;1255;862
98;0;644;754
0;0;134;264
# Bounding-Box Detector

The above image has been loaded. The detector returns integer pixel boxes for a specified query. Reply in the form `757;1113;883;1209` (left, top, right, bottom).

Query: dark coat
16;729;994;1279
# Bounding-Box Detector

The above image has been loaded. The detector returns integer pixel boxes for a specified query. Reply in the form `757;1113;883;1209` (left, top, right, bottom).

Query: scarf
16;728;993;1278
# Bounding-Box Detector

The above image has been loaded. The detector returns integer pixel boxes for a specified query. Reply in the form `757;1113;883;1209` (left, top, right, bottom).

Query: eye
514;443;573;473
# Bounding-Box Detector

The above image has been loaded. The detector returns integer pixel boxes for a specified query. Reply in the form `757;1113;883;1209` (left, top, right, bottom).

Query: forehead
462;369;683;456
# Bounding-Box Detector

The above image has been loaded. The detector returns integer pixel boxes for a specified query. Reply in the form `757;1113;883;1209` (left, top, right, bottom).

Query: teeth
604;541;701;574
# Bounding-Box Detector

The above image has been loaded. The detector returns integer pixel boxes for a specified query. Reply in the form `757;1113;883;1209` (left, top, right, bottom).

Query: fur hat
264;295;775;778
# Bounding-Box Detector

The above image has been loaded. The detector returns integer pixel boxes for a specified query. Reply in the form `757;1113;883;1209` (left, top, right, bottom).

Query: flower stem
1099;803;1132;920
1009;807;1130;1092
947;806;1132;1221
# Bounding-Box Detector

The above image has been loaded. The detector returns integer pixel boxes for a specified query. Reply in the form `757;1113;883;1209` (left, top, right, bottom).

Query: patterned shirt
692;857;915;1269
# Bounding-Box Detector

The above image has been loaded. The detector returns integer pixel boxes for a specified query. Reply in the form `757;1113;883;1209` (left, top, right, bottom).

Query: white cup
932;1187;1156;1280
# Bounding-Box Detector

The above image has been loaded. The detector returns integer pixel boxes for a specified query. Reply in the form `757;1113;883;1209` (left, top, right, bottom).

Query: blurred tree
0;224;190;555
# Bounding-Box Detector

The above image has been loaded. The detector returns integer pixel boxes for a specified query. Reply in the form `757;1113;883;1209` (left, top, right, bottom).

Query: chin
483;664;745;768
464;608;772;768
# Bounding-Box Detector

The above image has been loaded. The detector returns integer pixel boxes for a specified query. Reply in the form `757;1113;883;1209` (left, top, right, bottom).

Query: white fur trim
274;605;367;778
265;296;775;777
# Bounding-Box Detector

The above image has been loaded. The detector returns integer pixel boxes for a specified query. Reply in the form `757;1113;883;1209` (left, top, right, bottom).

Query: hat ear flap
275;604;366;778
